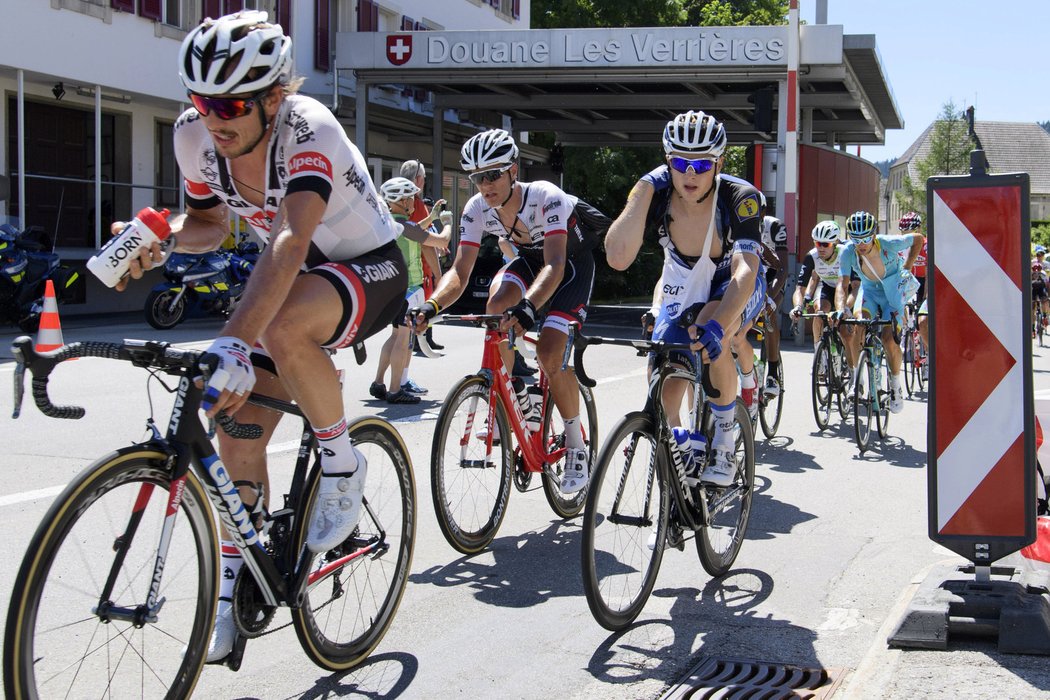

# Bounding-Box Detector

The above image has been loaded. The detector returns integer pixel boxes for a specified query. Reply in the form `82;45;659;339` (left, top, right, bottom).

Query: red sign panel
928;173;1036;563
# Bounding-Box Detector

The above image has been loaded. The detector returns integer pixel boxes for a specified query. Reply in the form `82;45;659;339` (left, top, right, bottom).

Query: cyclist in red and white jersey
115;11;408;662
1033;246;1049;330
413;129;598;495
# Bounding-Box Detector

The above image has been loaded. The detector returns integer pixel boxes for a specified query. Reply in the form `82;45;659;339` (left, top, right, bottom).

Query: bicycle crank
233;569;277;638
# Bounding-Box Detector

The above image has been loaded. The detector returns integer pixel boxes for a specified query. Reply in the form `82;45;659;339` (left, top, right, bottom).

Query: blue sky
805;0;1050;163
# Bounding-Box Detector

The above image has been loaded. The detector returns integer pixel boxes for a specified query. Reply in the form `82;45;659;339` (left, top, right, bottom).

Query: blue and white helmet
845;211;878;240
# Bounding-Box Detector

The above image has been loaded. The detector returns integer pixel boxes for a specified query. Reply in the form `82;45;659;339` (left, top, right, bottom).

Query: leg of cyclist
732;325;758;423
917;298;930;380
763;294;783;396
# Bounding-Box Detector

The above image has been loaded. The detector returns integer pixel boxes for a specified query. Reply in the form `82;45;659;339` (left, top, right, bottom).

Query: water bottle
672;427;694;478
689;430;708;478
525;385;543;433
87;207;172;288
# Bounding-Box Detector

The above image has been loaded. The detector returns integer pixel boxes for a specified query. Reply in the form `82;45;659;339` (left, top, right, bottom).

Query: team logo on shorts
736;196;760;220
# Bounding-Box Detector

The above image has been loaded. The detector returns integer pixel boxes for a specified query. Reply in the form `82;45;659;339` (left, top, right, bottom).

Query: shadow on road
290;651;419;700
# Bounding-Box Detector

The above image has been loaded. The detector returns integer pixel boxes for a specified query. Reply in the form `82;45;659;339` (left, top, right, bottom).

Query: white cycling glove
201;336;254;412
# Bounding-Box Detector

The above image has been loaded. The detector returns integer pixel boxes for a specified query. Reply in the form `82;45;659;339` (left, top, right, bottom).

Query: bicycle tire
915;337;928;393
541;376;598;518
853;350;874;453
1040;309;1046;347
293;417;416;671
3;446;217;700
430;375;513;554
902;330;916;398
875;347;891;439
697;401;756;577
811;338;832;431
581;412;668;631
835;347;852;421
759;360;784;438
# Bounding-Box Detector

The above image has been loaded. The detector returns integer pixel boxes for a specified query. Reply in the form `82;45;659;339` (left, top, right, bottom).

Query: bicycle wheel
293;417;415;671
902;331;916;398
697;401;756;577
581;412;668;631
875;349;891;439
853;350;874;453
430;375;513;554
811;338;833;431
541;376;598;518
915;336;928;393
1040;309;1046;347
835;348;852;421
4;446;218;700
759;360;784;438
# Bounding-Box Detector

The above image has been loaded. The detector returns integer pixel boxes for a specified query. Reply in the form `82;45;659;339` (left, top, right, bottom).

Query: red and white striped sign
929;175;1035;562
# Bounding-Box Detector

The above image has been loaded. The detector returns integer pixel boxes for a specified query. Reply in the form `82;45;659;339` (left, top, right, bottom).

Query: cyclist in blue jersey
832;211;924;413
606;110;766;487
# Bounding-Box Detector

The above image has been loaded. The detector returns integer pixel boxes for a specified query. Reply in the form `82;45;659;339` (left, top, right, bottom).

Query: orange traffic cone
35;280;65;353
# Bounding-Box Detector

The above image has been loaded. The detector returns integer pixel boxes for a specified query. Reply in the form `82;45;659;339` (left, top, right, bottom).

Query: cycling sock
890;373;902;389
768;360;780;377
563;415;584;449
400;369;410;386
218;540;243;601
740;369;756;389
313;417;361;475
711;401;736;450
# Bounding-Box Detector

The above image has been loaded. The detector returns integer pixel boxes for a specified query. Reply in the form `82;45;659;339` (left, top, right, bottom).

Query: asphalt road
0;312;1047;699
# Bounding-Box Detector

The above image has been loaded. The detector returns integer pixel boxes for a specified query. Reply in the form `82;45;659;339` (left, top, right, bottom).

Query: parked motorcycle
0;223;80;332
144;242;259;330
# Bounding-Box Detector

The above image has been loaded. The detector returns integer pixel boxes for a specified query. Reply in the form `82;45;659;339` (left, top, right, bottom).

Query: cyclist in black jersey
112;11;407;663
606;110;765;487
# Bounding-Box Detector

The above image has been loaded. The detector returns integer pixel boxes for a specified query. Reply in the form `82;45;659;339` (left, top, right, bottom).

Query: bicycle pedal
225;634;247;672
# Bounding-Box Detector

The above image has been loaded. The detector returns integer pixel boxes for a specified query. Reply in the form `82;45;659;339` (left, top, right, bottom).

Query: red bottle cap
136;207;172;239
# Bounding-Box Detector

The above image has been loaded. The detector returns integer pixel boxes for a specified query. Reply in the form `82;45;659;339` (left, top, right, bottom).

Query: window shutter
138;0;161;20
315;0;331;72
357;0;377;32
201;0;221;20
512;0;520;19
111;0;134;12
275;0;292;33
225;0;244;13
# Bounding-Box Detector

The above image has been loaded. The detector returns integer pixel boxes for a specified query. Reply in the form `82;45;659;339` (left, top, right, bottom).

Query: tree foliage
896;100;973;218
530;0;788;300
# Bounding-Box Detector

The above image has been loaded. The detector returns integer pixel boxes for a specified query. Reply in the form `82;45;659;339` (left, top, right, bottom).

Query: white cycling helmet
460;129;519;172
179;11;292;96
662;110;728;157
380;177;420;203
811;220;841;244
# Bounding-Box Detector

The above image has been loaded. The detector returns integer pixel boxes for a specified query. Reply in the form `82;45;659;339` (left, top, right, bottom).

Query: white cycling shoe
206;599;237;663
701;447;735;488
561;448;590;495
888;385;904;414
307;452;367;553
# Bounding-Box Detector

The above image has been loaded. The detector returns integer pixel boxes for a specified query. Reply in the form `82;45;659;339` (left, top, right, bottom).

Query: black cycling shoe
386;389;421;404
369;382;386;400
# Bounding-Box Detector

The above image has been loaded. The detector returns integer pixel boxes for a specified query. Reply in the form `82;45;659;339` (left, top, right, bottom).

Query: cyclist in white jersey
791;220;859;361
413;129;599;495
113;11;407;663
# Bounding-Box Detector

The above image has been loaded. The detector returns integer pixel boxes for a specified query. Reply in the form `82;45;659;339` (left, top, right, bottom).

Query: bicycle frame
474;326;566;476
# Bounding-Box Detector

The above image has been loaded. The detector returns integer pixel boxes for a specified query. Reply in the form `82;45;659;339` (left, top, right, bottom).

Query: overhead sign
346;27;803;70
927;173;1036;564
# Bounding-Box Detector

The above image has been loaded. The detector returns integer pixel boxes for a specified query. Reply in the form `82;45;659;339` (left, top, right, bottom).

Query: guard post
889;110;1050;654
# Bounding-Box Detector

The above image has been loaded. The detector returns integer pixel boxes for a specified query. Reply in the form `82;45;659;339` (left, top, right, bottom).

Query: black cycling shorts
498;250;595;335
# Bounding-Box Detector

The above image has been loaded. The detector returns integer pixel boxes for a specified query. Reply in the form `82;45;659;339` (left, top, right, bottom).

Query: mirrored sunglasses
815;241;834;248
469;166;511;186
668;157;717;175
850;233;875;244
188;91;261;120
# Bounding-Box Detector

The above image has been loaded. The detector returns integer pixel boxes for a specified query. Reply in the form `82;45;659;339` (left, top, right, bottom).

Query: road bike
1034;299;1047;348
574;330;755;631
749;305;784;438
901;302;928;397
3;337;415;699
803;312;852;431
840;318;892;454
424;314;597;554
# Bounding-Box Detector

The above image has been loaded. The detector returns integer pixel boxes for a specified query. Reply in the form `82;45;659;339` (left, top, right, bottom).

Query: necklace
231;175;264;196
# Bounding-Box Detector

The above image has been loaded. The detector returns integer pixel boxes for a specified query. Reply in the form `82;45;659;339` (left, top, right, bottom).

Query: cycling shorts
1034;281;1048;301
391;285;424;329
498;250;595;335
814;281;837;307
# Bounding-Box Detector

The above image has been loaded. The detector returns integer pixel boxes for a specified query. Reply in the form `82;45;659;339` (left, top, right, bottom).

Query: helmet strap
495;173;517;210
693;174;719;205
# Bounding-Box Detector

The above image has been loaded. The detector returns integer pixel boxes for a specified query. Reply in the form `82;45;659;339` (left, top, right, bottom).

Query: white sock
562;415;584;449
218;540;243;601
313;418;361;476
711;401;736;451
740;369;756;389
891;373;902;390
400;369;410;386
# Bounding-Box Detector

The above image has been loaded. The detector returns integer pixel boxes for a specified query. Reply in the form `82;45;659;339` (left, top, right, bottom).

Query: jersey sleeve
879;234;914;256
457;195;486;249
770;219;788;251
797;252;817;286
538;186;574;239
173;110;222;210
283;115;338;204
725;181;763;257
838;244;857;278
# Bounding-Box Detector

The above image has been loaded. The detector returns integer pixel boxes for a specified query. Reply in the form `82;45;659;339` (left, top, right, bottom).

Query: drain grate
661;656;846;699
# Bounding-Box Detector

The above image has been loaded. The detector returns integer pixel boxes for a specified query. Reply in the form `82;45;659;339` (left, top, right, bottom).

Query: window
155;121;180;209
357;0;378;31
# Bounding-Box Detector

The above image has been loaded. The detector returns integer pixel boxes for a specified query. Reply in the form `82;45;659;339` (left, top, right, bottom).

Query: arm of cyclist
901;232;925;270
500;232;569;334
766;246;789;300
207;191;326;417
113;203;231;291
690;248;761;359
412;243;479;330
605;165;666;270
831;275;854;327
791;272;819;319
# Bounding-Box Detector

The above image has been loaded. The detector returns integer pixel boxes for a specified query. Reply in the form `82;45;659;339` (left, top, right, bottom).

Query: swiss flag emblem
386;35;412;66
